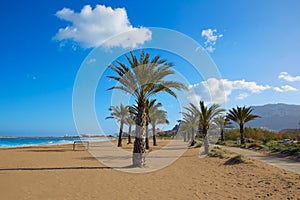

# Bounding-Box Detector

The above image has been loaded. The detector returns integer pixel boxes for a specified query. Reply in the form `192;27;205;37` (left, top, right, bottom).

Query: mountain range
247;103;300;131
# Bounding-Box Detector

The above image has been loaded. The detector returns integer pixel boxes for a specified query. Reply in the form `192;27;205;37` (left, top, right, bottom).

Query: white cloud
54;5;152;48
87;58;96;64
205;46;215;53
201;29;223;53
188;78;271;104
188;77;298;104
187;93;201;105
273;85;297;92
26;74;37;80
278;72;300;82
71;45;77;51
236;93;249;100
228;79;271;93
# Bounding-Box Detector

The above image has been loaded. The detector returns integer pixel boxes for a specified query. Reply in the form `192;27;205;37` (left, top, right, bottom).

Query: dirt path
217;145;300;174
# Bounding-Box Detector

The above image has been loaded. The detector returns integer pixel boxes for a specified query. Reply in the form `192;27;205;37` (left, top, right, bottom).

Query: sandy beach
0;139;299;200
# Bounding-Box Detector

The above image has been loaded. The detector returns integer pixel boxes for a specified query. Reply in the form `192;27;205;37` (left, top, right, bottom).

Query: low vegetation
220;127;300;158
208;147;246;165
194;141;203;148
225;154;244;165
208;146;228;159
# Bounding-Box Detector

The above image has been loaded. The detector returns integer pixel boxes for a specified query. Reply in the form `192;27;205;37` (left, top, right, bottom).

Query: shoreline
0;137;117;150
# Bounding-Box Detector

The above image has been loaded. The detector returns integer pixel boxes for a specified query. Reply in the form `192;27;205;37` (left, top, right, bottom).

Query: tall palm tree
125;113;135;144
181;106;198;146
227;106;261;144
188;101;225;153
107;50;186;167
149;102;169;146
213;115;232;141
106;103;129;147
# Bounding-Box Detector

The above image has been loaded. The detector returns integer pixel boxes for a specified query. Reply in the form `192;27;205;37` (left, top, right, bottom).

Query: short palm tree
149;102;169;146
125;113;135;144
227;106;261;144
145;99;157;149
181;106;199;146
213;115;232;141
106;103;129;147
107;50;186;167
177;120;189;142
188;101;225;153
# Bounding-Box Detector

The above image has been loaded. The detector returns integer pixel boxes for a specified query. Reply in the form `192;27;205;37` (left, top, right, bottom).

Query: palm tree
227;106;261;144
177;120;188;142
106;103;129;147
145;99;157;149
107;50;186;167
125;113;135;144
149;102;169;146
180;106;198;146
188;101;225;153
213;115;232;141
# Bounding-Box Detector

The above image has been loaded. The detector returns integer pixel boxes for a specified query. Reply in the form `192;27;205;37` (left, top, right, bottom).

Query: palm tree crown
107;51;186;102
106;103;129;123
227;106;260;125
187;101;225;131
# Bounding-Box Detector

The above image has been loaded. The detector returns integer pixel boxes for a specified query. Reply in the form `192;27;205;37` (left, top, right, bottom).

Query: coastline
0;136;116;149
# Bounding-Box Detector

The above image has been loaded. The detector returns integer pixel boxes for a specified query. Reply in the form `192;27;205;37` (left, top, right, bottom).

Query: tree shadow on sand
0;166;111;171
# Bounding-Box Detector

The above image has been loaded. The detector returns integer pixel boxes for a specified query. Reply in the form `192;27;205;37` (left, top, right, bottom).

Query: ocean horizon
0;136;115;148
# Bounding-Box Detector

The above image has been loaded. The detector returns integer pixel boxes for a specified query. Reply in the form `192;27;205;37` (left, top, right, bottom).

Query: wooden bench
73;141;90;150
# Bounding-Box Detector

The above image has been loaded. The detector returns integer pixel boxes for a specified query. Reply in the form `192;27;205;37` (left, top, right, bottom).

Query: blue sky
0;0;300;136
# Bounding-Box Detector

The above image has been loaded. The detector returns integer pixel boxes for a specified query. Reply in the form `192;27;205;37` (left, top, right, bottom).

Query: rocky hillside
247;103;300;131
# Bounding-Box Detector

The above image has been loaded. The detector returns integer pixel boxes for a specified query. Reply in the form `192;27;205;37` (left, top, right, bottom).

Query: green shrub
208;147;226;158
225;127;278;141
194;141;203;148
225;154;244;165
248;143;264;149
216;140;226;145
266;142;300;156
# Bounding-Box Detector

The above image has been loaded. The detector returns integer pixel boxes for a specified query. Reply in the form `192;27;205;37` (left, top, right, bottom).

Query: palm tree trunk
220;128;225;141
152;123;157;146
187;131;191;142
203;128;209;154
184;132;187;142
132;101;146;167
240;123;245;144
127;124;132;144
117;121;124;147
190;129;196;146
145;125;149;149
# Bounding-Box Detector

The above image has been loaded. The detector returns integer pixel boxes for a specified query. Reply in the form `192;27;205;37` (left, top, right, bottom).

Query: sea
0;137;115;148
